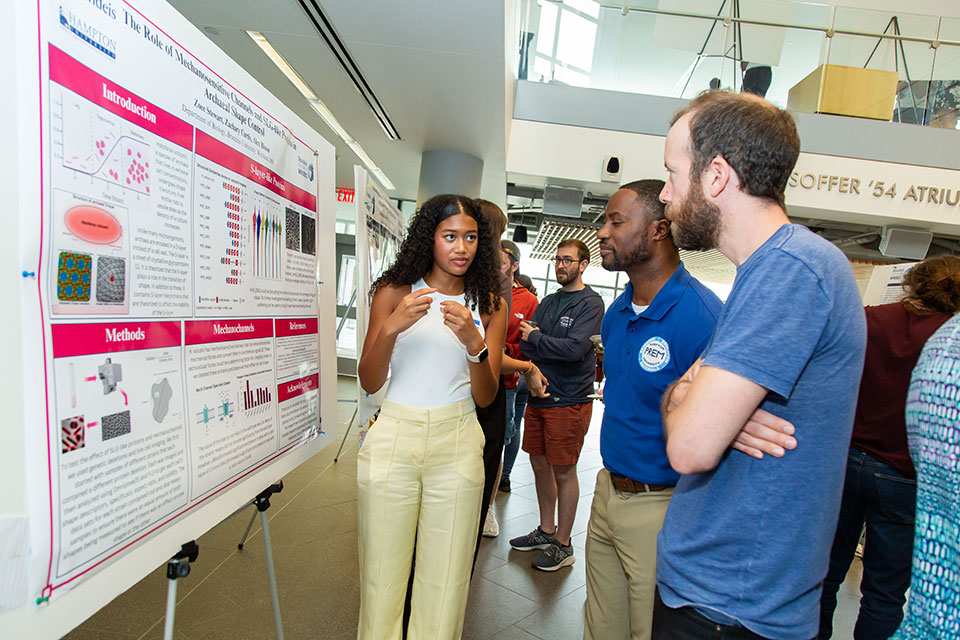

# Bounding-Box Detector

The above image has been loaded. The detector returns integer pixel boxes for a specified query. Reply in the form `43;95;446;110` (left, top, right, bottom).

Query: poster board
2;0;337;636
862;262;915;306
353;166;405;425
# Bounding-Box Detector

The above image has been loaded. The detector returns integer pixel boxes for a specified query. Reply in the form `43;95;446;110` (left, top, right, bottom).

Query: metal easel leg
162;541;199;640
260;509;284;640
237;508;259;550
334;407;357;463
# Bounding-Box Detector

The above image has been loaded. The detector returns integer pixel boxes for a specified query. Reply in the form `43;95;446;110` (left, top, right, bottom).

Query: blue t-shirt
656;225;867;640
600;263;721;485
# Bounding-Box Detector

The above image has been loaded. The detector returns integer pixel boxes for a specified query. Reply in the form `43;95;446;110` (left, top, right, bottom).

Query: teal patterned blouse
893;314;960;639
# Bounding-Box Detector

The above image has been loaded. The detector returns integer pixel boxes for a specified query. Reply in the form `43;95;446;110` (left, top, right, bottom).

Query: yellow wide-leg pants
357;398;485;640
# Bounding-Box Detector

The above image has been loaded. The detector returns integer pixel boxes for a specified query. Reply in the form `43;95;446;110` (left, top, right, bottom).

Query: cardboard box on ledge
788;64;898;121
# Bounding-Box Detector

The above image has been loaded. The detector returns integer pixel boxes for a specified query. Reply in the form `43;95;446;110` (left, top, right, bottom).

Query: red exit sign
336;188;355;203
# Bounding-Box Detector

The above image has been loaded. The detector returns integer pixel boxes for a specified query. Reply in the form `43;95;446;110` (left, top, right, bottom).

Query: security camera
602;156;621;183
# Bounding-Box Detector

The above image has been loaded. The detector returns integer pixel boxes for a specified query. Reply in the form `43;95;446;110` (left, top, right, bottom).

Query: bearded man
654;91;867;640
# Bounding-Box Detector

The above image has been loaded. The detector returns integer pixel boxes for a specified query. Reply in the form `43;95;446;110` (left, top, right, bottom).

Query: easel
162;540;198;640
162;482;286;640
334;288;359;463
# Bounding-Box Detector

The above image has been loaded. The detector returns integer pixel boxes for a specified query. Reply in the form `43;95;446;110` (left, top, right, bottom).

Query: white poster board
2;0;337;636
862;262;916;306
353;166;405;426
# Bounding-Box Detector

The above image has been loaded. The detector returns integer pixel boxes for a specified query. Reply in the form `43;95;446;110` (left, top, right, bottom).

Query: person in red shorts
510;238;605;571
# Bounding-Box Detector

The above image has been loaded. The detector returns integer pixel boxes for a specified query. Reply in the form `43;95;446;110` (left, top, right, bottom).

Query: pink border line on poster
37;0;56;600
278;373;319;403
50;433;316;592
48;45;193;151
184;318;274;345
51;322;181;358
195;130;317;211
120;0;316;156
275;317;318;338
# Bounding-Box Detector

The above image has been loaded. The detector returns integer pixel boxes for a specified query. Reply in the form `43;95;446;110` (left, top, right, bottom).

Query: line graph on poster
51;86;153;196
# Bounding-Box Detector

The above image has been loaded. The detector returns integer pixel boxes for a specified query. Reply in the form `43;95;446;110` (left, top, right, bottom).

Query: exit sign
336;188;355;203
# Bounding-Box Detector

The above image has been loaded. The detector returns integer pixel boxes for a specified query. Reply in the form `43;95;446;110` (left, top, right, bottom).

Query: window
531;0;599;86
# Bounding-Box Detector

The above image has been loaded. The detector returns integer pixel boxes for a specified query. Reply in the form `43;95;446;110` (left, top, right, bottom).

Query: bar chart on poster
3;0;337;636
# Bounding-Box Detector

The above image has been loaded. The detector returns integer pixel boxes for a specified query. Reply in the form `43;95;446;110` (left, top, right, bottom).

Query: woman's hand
523;364;550;398
384;287;436;337
440;300;485;355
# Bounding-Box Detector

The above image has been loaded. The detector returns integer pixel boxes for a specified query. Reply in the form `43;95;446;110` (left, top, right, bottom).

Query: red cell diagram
59;94;152;195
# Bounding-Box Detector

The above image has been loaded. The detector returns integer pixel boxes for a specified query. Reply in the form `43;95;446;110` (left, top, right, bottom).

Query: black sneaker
509;526;558;551
498;476;511;493
532;543;575;572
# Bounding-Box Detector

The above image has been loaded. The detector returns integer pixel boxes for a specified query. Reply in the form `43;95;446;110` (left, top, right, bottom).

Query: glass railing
517;0;960;129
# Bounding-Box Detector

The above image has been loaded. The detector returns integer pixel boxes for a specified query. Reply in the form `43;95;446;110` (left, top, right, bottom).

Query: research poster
862;262;915;306
27;0;333;605
353;166;404;425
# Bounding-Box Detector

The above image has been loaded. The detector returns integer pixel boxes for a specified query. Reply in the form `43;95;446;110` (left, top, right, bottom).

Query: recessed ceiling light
203;26;221;36
245;30;396;191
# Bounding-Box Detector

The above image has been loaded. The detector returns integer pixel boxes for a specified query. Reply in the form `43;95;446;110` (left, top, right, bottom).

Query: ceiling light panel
245;30;395;192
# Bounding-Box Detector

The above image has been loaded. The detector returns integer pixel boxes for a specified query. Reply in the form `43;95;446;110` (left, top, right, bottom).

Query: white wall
506;118;960;235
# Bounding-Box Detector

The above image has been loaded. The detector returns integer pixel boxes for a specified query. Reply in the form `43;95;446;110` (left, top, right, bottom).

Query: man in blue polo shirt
584;179;722;640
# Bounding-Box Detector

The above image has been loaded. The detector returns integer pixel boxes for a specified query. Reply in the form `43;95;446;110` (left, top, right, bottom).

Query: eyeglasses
553;256;583;266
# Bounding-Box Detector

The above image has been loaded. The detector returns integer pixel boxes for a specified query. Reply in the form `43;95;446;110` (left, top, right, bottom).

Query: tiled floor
67;376;866;639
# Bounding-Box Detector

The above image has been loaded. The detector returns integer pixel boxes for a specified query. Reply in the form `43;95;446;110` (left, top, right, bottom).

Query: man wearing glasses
510;239;604;571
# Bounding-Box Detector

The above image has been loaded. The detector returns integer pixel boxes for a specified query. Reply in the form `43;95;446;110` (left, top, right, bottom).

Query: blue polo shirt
600;262;722;485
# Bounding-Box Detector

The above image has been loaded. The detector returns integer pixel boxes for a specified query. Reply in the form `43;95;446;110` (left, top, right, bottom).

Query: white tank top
384;277;485;408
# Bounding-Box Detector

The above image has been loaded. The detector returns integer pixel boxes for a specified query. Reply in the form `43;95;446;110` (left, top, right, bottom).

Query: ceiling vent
296;0;401;140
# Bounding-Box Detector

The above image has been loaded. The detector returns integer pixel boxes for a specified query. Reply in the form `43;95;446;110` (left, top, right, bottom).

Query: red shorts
521;403;592;466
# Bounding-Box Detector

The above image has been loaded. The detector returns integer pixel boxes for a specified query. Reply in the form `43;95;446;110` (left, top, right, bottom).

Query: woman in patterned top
820;256;960;639
893;313;960;639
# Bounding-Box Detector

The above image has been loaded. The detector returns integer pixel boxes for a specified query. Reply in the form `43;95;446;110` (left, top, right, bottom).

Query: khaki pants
584;468;674;640
357;399;485;640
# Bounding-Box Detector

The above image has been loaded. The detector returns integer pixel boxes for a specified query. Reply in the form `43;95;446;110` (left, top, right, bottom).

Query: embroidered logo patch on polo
639;336;670;372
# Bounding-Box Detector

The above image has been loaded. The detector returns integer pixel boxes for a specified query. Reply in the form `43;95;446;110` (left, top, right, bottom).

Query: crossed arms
660;359;798;474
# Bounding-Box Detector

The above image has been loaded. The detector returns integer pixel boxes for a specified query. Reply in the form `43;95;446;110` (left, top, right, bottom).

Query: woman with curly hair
356;194;507;639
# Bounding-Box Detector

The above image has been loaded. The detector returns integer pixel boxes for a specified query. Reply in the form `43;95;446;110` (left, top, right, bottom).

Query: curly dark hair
371;194;502;315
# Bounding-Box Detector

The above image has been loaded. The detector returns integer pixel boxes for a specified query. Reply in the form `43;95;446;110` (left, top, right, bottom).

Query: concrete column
417;150;484;207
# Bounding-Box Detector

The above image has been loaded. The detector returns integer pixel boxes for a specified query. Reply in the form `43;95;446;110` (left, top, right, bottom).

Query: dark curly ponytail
371;194;502;315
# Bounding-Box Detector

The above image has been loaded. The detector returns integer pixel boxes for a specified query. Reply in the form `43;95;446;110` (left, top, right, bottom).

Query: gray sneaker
509;526;558;551
532;543;575;572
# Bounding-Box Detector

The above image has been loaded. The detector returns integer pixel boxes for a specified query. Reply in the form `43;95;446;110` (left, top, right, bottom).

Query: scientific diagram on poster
5;2;335;627
58;91;153;195
49;322;188;579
